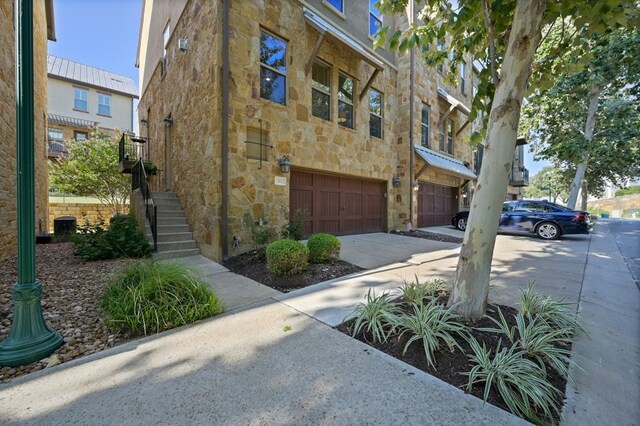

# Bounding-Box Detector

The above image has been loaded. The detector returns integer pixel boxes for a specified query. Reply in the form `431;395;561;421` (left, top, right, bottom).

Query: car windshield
543;201;573;212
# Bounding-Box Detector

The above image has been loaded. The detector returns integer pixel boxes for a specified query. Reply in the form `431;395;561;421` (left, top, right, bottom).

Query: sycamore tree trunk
447;0;547;320
580;179;588;211
567;81;602;209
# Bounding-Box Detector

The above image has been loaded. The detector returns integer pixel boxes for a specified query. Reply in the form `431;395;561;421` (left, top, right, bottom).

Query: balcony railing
47;140;68;158
132;159;157;251
119;133;149;174
510;167;529;187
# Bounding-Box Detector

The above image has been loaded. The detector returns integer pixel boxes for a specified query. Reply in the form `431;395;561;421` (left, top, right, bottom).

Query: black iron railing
119;132;148;164
132;159;157;251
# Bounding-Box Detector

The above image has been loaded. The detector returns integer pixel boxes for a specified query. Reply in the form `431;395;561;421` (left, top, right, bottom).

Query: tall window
74;87;88;111
162;23;170;72
369;0;382;36
436;40;445;73
312;61;331;121
460;61;467;94
326;0;344;13
338;72;354;129
369;89;383;139
98;93;111;116
439;115;445;151
421;105;430;147
446;119;454;154
260;30;287;105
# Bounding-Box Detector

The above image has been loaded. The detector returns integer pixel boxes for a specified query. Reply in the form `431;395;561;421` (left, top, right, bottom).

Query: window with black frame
369;89;383;139
338;72;354;129
260;30;287;105
421;104;430;147
312;61;331;121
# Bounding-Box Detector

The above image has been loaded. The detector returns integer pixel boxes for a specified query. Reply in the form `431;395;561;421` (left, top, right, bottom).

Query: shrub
103;261;224;336
465;337;559;424
281;208;310;241
395;299;468;369
242;212;278;248
400;275;447;305
518;282;584;337
350;289;401;343
266;239;309;276
73;213;151;261
615;185;640;197
307;233;341;263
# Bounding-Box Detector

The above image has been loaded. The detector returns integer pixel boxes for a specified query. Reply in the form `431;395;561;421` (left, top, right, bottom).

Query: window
439;117;453;154
420;104;430;147
438;115;445;151
516;201;549;212
460;61;467;95
245;128;269;161
325;0;344;13
163;22;170;71
338;72;354;129
369;0;382;37
311;61;331;121
74;87;88;111
47;128;63;142
74;131;88;141
446;118;454;154
436;40;445;73
260;30;287;105
98;93;111;116
369;89;383;139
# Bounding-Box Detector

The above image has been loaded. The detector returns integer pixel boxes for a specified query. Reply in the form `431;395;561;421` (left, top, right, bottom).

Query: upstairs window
98;93;111;116
369;0;382;37
74;87;88;111
338;72;354;129
460;61;467;94
260;30;287;105
325;0;344;14
439;116;453;153
436;40;445;73
311;61;331;121
48;127;63;142
421;105;430;147
369;89;383;139
446;118;454;154
74;131;88;141
162;22;170;72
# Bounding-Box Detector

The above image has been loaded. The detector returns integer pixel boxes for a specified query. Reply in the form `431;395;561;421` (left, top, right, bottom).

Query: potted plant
143;161;158;175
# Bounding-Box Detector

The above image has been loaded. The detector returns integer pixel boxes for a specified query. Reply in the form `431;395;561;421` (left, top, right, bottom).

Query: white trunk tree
447;0;547;320
566;81;602;209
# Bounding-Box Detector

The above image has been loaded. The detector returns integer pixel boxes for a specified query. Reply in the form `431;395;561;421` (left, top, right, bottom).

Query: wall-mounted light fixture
392;175;401;187
178;38;189;52
140;118;148;126
413;182;420;192
163;114;173;127
278;155;291;173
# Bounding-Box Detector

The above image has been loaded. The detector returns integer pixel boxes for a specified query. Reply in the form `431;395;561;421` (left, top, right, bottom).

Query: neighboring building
135;0;479;261
0;0;55;259
46;55;138;157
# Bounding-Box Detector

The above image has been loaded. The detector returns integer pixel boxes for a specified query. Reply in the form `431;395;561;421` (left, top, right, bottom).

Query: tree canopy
49;129;130;215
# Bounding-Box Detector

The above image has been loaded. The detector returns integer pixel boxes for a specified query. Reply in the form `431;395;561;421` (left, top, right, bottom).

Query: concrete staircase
146;192;200;260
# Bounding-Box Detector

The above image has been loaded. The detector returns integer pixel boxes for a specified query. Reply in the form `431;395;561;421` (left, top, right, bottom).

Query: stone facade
137;0;476;261
48;202;125;232
0;1;51;259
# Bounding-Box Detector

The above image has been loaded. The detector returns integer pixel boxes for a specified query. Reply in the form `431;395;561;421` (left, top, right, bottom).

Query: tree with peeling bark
375;0;638;319
523;28;640;209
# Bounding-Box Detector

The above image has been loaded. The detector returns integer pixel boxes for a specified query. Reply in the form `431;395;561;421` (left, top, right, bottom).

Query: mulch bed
391;229;463;244
224;248;364;292
0;243;134;383
337;297;568;424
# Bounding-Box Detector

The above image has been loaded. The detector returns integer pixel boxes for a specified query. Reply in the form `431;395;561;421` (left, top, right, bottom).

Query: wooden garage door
290;170;385;236
417;183;458;227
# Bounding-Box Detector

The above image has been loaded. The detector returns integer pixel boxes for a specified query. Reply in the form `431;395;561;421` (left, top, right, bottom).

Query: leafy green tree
523;27;640;209
376;0;637;319
522;166;569;203
49;129;130;215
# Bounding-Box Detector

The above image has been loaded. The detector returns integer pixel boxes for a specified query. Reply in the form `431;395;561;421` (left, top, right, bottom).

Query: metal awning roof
437;87;471;116
303;7;385;71
415;144;477;180
48;114;98;128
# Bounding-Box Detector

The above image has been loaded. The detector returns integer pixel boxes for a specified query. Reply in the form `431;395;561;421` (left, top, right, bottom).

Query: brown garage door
290;170;385;236
417;183;458;227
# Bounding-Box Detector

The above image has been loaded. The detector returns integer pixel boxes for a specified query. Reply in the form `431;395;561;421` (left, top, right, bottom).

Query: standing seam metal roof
47;55;139;98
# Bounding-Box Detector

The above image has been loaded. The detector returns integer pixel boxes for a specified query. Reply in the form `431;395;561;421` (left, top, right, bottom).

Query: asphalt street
608;219;640;288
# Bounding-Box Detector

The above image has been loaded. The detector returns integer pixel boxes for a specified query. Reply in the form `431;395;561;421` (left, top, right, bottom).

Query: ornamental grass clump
400;275;447;305
518;282;584;337
307;233;341;263
350;289;401;343
103;261;224;336
465;337;560;425
395;298;468;370
266;239;309;275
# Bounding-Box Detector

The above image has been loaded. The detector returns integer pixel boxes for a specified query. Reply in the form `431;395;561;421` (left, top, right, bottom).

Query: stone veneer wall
0;1;49;258
48;202;126;232
587;194;640;215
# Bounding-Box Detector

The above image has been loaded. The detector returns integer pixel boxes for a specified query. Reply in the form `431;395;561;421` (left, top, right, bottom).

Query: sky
47;0;142;91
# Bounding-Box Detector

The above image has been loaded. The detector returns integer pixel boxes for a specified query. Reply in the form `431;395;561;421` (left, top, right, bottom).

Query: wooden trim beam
305;33;326;75
438;103;457;127
414;163;430;181
359;68;381;101
456;120;470;136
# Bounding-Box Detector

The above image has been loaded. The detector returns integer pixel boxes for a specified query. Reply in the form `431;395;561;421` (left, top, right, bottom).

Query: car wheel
536;222;560;240
456;217;467;231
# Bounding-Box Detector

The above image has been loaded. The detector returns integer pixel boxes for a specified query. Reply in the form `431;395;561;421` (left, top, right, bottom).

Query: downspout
221;0;230;260
408;3;415;227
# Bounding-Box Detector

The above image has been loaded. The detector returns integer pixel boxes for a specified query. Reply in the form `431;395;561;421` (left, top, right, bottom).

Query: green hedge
307;233;341;263
266;239;309;276
73;213;151;261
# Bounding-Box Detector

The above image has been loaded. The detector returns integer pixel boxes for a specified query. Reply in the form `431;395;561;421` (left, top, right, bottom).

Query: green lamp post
0;0;63;367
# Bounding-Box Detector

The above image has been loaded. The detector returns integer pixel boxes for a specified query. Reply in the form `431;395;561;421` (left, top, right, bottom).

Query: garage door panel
418;182;458;227
344;193;363;216
319;191;341;217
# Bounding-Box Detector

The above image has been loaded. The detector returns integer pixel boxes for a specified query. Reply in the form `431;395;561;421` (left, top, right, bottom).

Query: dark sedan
451;200;593;240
